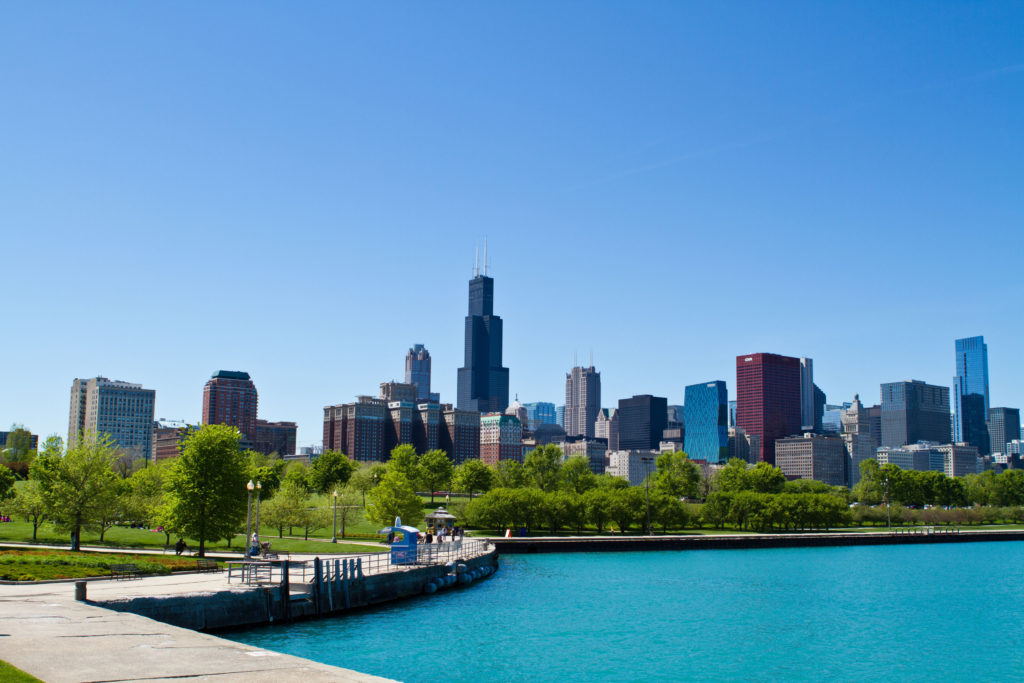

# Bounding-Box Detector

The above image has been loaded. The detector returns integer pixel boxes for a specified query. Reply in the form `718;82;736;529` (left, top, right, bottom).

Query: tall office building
565;365;601;438
953;336;991;455
202;371;258;440
735;353;802;465
405;344;432;401
840;395;878;487
594;408;619;451
987;407;1021;455
774;433;847;487
556;405;565;428
683;381;729;464
880;380;951;447
440;404;480;464
617;395;668;451
456;254;509;413
322;397;387;462
728;401;737;428
799;358;815;431
253;420;297;456
69;377;156;463
479;413;522;465
522;402;557;430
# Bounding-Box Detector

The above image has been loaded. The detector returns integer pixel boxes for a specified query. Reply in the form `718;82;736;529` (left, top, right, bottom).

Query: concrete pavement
0;578;394;682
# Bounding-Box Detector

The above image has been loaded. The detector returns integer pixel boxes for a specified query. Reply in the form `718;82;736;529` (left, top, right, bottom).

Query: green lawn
0;660;44;683
0;549;201;581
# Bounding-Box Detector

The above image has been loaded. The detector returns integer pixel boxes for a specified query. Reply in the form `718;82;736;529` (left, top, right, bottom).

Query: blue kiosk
380;516;421;565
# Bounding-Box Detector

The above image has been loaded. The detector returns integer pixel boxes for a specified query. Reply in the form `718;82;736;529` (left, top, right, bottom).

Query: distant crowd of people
0;515;11;523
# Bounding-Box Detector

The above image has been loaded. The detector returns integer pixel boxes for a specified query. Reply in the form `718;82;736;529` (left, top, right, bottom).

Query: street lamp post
332;489;338;543
245;480;254;557
641;456;653;536
254;481;262;546
884;476;891;531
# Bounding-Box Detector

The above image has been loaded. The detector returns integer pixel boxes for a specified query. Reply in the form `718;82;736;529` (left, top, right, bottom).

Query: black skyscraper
457;264;509;413
617;394;668;450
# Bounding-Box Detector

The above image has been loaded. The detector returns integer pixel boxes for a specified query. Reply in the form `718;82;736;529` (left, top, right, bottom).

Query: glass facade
954;335;990;455
683;381;729;463
523;402;557;431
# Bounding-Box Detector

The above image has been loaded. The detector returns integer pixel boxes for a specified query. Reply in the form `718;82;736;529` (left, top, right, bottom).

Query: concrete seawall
95;549;500;631
490;529;1024;554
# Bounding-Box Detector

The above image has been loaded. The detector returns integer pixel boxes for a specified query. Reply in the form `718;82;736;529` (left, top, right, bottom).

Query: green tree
12;479;46;540
350;462;387;507
493;460;529;488
309;450;356;495
606;487;645;533
281;461;311;491
452;459;495;499
701;492;732;529
247;451;285;498
714;459;751;493
124;461;172;543
583;487;615;533
653;451;700;499
32;432;121;551
524;444;564;492
747;462;786;493
992;469;1024;507
0;465;15;502
163;425;249;557
652;492;690;533
560;456;597;495
94;478;127;541
418;450;454;503
365;470;424;527
388;445;422;487
542;490;580;533
261;480;307;538
332;486;363;539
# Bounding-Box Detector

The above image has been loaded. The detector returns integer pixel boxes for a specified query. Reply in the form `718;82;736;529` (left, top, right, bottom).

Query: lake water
224;542;1024;681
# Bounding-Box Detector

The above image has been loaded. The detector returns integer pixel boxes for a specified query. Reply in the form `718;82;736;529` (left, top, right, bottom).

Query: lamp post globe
332;489;339;543
245;480;255;556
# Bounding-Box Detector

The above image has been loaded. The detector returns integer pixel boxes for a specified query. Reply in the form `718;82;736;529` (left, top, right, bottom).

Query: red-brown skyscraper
736;353;802;465
202;370;258;440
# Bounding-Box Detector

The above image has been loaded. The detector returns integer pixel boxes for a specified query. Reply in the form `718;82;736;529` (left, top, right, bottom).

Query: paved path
0;577;393;682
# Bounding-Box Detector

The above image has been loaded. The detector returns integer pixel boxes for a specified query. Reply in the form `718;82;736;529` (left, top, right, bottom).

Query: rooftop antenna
474;242;479;277
483;237;489;276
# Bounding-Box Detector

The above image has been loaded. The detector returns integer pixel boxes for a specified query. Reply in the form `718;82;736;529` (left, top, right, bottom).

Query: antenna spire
474;243;479;277
483;237;488;276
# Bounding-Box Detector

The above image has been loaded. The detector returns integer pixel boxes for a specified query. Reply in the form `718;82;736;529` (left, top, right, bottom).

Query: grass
0;549;202;581
0;660;44;683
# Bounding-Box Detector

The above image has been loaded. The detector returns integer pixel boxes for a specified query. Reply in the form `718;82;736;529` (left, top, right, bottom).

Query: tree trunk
32;520;38;541
305;528;309;540
164;530;171;545
341;518;346;539
72;520;81;551
99;525;106;542
198;538;205;557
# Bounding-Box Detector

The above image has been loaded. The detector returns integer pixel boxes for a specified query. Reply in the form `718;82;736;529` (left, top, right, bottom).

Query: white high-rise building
565;365;600;438
69;377;156;464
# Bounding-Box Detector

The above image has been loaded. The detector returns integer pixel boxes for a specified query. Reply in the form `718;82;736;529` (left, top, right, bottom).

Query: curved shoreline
487;528;1024;553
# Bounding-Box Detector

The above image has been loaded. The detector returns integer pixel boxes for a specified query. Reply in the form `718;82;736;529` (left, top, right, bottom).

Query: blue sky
3;3;1022;449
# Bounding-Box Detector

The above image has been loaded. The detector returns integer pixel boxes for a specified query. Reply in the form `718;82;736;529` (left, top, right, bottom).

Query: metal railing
228;539;492;586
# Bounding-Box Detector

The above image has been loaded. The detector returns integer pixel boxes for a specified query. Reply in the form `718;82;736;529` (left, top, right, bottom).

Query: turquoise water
225;543;1024;681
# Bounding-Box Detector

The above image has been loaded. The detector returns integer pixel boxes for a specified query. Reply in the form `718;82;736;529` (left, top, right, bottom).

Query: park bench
196;558;220;572
110;563;139;580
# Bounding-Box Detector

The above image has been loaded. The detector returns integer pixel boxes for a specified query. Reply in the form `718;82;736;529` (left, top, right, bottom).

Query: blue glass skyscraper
522;402;557;431
683;381;729;463
953;335;990;454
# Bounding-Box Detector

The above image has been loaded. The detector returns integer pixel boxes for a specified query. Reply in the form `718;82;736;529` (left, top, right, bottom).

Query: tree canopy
163;424;249;556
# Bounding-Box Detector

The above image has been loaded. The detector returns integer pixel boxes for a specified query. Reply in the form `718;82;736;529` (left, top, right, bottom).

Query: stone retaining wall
96;550;499;631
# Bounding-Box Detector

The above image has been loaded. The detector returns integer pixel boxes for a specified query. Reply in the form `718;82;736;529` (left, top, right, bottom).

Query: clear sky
3;3;1022;449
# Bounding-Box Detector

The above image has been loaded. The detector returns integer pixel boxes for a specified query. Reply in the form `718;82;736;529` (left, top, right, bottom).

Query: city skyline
3;4;1022;447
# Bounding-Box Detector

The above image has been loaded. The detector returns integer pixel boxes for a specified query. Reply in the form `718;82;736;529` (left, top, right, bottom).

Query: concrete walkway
0;578;394;682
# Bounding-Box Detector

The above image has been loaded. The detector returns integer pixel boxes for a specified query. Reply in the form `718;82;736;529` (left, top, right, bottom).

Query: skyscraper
683;381;729;463
202;370;258;441
880;380;950;447
456;252;509;413
987;407;1020;455
617;395;668;451
565;365;601;438
953;335;990;455
69;377;156;463
522;402;557;430
799;358;815;431
405;344;432;401
735;353;802;465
